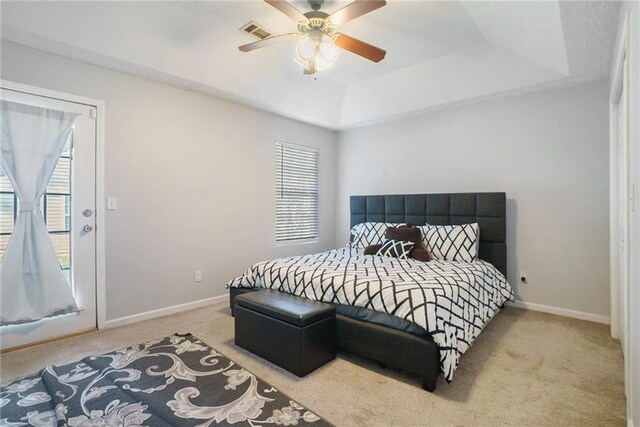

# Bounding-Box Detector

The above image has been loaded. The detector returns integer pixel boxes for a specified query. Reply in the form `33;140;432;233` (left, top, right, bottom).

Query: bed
228;192;512;391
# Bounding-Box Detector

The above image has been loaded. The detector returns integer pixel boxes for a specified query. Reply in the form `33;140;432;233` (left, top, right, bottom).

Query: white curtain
0;100;80;326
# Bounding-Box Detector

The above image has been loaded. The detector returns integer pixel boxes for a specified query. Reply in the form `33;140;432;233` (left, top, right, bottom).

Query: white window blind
276;142;319;241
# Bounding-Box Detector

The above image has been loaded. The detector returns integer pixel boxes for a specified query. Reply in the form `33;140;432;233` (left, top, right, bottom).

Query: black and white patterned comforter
228;247;514;382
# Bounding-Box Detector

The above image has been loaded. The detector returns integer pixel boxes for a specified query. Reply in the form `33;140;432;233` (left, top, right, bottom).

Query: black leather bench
234;290;336;377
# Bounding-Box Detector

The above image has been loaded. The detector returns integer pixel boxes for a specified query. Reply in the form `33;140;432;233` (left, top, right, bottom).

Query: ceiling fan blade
239;33;298;52
333;33;386;62
328;0;386;26
264;0;307;22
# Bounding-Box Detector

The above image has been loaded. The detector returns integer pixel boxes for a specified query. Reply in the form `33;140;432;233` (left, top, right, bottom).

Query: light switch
107;196;118;210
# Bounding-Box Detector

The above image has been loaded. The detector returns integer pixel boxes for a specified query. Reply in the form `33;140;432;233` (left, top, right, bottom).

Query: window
275;142;319;242
0;139;72;279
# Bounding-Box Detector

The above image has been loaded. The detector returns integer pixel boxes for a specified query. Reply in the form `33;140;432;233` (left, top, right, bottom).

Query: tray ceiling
0;1;621;129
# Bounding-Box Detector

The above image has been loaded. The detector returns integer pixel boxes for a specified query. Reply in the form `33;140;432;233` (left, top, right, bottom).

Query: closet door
616;57;629;355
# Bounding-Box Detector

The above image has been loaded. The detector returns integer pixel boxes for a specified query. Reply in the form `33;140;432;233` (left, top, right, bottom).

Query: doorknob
83;209;93;217
83;225;93;233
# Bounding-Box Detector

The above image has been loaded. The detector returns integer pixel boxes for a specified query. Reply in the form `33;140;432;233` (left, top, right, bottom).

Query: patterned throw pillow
421;223;480;262
349;222;405;249
376;239;415;259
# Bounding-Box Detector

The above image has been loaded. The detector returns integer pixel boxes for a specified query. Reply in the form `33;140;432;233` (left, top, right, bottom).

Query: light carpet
0;303;625;426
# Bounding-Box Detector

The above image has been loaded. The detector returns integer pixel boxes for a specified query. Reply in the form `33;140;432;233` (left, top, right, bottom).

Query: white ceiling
0;0;621;129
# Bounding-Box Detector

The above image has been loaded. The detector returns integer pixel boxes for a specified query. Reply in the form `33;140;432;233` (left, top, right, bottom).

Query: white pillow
420;223;480;262
349;222;405;249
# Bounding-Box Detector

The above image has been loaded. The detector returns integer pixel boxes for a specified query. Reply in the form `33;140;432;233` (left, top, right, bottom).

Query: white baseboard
105;293;229;329
508;300;610;324
104;292;609;329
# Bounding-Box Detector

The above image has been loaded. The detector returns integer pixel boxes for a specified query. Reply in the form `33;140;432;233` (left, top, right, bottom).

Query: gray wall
0;41;338;321
336;80;610;318
0;40;612;322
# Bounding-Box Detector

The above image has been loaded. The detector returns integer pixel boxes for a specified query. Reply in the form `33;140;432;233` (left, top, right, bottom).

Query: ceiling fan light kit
239;0;387;75
295;38;340;72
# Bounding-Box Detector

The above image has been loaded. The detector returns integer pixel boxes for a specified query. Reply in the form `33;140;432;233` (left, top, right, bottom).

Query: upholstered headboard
350;192;507;276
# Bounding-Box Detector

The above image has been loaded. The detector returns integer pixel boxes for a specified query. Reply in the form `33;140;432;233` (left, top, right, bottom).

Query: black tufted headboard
350;192;507;276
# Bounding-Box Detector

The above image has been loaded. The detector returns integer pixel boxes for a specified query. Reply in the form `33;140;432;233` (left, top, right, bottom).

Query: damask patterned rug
0;333;331;426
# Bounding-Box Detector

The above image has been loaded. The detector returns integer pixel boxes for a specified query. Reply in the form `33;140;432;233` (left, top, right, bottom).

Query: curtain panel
0;100;80;326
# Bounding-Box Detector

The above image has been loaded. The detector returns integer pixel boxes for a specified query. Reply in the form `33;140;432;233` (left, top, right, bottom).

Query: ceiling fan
239;0;387;75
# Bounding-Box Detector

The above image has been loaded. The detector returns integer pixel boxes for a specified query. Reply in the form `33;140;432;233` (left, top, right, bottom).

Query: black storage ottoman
234;290;336;377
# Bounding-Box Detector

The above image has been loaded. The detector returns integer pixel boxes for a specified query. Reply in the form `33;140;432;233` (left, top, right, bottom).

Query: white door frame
0;79;107;330
610;10;629;340
609;8;632;421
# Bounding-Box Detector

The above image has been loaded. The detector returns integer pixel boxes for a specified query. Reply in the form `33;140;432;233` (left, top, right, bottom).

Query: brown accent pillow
364;244;382;255
385;226;430;262
410;247;431;262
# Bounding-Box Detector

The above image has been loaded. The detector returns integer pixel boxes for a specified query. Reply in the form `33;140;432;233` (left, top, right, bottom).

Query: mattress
228;246;513;381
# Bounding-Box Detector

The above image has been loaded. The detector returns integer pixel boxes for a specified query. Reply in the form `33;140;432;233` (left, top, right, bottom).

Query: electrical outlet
194;270;202;283
519;271;528;284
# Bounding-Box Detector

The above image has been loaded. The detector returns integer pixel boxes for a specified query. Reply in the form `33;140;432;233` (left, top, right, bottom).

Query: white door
614;53;632;400
617;59;629;355
0;87;97;349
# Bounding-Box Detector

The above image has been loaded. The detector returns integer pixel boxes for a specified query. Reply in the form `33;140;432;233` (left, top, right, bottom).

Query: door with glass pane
0;87;97;349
